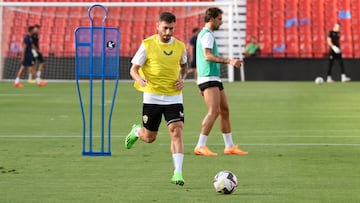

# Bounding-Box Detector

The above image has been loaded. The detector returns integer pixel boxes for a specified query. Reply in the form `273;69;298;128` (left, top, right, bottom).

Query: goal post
0;2;3;80
0;1;244;82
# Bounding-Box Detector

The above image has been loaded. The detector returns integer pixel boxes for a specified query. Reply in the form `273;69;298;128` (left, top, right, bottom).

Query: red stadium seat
299;42;313;58
258;43;272;57
286;42;299;57
353;43;360;57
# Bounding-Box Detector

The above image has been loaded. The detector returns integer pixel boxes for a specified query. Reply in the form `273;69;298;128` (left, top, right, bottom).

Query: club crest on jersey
163;50;173;56
143;115;148;124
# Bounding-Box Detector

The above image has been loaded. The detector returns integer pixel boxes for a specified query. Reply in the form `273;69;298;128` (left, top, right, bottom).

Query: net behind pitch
1;1;240;81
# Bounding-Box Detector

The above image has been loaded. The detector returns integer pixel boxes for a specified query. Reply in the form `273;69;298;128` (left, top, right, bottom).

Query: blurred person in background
326;23;350;83
28;24;46;83
14;26;47;88
245;36;260;57
187;27;200;80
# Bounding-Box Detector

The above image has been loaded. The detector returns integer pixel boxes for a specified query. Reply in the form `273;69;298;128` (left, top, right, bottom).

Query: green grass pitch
0;81;359;203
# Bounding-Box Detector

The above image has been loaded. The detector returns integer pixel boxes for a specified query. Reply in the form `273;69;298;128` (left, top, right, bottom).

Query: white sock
37;70;41;78
36;77;41;84
196;134;208;148
28;73;32;80
223;133;234;148
15;77;20;84
172;153;184;174
327;76;332;81
134;127;140;137
341;74;346;79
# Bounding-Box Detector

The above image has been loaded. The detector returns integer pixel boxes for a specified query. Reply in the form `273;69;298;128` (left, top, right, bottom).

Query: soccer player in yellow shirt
125;12;187;186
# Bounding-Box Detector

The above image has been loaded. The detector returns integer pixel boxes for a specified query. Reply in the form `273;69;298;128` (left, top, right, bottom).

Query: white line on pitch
158;143;360;147
184;130;360;134
0;135;360;138
239;135;360;138
0;94;44;97
0;136;359;146
0;135;81;138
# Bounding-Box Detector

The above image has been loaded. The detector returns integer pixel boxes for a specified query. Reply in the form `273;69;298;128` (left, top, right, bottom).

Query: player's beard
213;24;221;31
160;34;171;43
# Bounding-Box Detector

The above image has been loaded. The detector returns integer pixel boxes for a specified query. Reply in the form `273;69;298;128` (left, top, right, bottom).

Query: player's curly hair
159;12;176;23
204;7;223;22
28;26;34;32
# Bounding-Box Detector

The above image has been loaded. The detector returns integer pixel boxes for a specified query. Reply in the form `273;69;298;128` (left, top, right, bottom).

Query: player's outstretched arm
130;64;147;87
203;48;242;68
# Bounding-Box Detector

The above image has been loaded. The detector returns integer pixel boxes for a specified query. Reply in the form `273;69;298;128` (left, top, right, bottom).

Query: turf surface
0;81;359;203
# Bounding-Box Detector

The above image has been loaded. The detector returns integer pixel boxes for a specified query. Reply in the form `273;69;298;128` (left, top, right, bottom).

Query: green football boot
125;124;141;149
171;172;185;186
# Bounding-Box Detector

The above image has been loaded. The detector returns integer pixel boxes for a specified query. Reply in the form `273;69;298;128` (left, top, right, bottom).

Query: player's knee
168;122;183;138
144;135;156;143
208;107;220;118
143;130;157;143
147;137;156;143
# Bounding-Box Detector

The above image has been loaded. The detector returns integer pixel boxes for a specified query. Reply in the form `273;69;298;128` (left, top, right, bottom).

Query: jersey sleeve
23;35;31;45
131;43;147;66
189;36;196;46
200;32;214;49
328;31;332;37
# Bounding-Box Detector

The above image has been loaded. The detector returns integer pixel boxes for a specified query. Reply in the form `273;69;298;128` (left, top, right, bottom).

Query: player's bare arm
203;48;242;68
175;63;187;90
189;45;194;62
21;43;27;63
130;64;147;87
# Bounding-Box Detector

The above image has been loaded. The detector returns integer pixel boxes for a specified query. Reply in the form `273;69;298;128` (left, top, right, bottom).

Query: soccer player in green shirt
193;7;248;156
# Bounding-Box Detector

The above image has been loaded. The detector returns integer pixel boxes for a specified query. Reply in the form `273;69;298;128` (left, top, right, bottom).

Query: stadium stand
3;0;207;58
4;0;360;59
245;0;360;58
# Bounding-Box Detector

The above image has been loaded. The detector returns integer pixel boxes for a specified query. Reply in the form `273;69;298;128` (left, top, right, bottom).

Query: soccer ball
315;77;324;84
213;170;238;194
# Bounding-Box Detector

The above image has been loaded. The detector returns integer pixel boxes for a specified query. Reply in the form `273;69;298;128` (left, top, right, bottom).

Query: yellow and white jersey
131;35;187;104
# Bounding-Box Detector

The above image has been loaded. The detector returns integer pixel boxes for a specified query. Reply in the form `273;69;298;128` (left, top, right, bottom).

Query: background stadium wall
242;58;360;81
0;1;245;82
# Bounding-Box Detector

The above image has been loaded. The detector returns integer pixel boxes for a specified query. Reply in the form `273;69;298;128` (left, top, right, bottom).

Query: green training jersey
246;43;258;55
196;28;220;77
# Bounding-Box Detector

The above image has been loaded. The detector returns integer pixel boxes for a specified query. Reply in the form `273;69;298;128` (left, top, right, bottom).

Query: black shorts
329;50;342;60
190;60;196;68
142;104;184;131
33;52;45;63
22;55;34;67
198;81;224;92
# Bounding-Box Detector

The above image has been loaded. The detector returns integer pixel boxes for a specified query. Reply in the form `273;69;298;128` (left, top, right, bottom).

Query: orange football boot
38;80;48;87
14;83;23;88
194;146;218;156
224;145;248;155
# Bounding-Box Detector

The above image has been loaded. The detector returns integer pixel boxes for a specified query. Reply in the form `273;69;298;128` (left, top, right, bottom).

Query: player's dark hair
159;12;176;23
28;26;34;32
204;7;223;22
34;24;41;28
192;27;199;34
